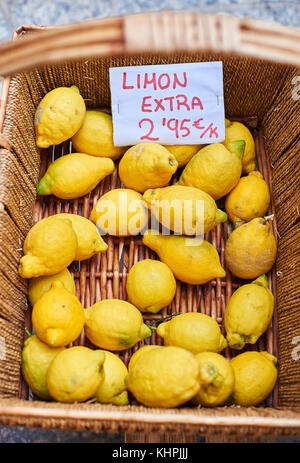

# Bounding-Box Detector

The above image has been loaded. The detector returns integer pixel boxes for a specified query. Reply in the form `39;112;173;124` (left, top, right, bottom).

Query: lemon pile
19;86;278;408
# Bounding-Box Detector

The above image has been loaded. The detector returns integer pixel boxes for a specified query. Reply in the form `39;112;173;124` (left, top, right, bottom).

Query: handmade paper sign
109;62;225;146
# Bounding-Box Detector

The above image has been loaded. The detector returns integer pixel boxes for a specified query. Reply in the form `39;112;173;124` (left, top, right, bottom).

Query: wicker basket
0;12;299;440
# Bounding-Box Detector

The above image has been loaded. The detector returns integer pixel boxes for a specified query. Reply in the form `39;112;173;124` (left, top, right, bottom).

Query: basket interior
0;52;299;412
18;120;279;408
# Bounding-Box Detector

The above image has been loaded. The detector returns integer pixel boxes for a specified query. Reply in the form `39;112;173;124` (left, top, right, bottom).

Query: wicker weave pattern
18;124;276;409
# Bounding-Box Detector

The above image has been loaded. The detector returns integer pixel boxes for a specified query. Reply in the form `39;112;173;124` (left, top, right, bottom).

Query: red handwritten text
122;71;188;91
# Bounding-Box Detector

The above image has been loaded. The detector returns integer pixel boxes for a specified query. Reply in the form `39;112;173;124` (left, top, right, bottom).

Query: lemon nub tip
261;351;278;366
45;328;61;346
95;240;108;253
156;322;166;338
219;334;228;351
227;336;245;350
217;268;226;279
228;139;246;159
222;337;228;349
37;176;52;195
253;274;269;288
36;137;51;149
142;324;152;339
70;85;80;93
111;390;129;406
199;363;217;385
18;262;25;278
216;209;228;224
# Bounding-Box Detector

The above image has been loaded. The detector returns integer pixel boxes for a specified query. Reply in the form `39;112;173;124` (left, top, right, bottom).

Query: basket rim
0;11;299;79
1;398;300;432
1;11;299;144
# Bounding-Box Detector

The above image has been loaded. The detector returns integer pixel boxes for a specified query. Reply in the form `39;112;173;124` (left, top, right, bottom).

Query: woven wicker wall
262;68;300;407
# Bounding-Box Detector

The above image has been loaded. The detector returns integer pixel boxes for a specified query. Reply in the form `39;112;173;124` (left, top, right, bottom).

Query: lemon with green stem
157;312;227;354
84;299;151;351
37;153;115;200
224;118;256;174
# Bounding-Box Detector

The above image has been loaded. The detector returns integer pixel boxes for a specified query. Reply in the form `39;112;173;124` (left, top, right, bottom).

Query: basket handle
0;11;300;77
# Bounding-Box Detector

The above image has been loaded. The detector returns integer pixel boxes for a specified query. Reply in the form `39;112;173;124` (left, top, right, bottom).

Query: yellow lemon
90;188;148;236
164;144;204;167
95;351;129;405
128;345;161;372
225;275;274;349
72;110;126;160
224;119;256;174
225;171;270;226
35;85;86;148
37;153;114;200
126;345;200;408
178;142;244;200
192;352;235;407
126;259;176;314
28;268;76;306
143;230;226;285
230;351;278;406
143;185;227;235
84;299;151;351
119;143;178;193
157;313;227;354
21;334;65;400
47;346;105;403
225;217;277;279
32;280;85;347
52;213;108;260
18;216;78;279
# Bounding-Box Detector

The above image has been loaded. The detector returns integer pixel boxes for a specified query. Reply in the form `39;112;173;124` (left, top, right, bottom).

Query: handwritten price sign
109;62;225;146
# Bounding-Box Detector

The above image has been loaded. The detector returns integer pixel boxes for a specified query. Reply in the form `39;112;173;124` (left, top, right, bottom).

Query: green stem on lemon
227;140;246;159
253;274;268;289
146;312;182;330
25;328;32;337
37;173;52;195
216;209;228;224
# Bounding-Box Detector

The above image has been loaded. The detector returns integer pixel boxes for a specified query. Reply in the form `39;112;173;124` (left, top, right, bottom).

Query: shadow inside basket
20;117;279;408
